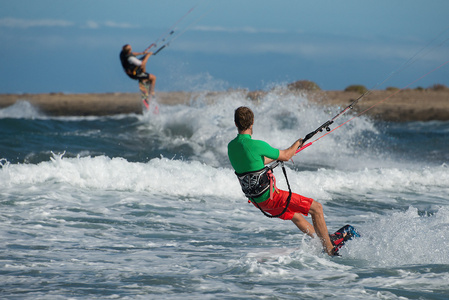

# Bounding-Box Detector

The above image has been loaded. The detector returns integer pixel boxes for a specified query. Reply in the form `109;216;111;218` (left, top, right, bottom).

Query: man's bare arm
263;138;304;164
277;139;303;161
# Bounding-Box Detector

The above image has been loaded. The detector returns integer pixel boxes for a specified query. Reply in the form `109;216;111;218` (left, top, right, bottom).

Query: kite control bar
303;120;334;144
153;45;167;56
296;120;334;154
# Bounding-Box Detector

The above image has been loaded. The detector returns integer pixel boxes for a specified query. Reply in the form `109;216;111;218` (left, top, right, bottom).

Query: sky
1;0;448;94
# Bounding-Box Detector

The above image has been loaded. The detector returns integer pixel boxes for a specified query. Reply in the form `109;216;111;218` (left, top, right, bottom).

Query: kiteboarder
119;44;156;95
228;106;335;256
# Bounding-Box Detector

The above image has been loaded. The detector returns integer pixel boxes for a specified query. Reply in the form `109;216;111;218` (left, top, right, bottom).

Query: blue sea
1;91;449;299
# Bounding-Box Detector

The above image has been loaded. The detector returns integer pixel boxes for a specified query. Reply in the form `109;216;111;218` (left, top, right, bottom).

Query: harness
235;161;292;218
236;167;273;199
119;51;140;76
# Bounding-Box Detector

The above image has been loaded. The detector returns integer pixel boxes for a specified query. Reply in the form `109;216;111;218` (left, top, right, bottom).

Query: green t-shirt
227;134;280;202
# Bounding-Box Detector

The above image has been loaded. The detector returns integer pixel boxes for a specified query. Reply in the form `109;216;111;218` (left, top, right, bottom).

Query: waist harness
119;52;140;76
235;161;292;218
235;167;273;199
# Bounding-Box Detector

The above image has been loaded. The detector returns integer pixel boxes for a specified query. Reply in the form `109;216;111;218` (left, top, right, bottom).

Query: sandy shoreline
1;89;448;121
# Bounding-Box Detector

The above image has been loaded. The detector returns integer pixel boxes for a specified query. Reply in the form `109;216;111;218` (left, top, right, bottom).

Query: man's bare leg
138;81;148;97
148;74;156;95
308;201;334;255
140;53;151;72
291;213;315;237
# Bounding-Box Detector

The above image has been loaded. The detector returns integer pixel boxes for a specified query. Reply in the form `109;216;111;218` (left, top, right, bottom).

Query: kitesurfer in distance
119;44;156;95
228;106;336;256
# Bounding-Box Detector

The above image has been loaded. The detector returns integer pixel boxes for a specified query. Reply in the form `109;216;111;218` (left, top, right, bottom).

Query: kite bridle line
296;58;449;155
295;25;449;154
144;5;197;53
150;4;214;56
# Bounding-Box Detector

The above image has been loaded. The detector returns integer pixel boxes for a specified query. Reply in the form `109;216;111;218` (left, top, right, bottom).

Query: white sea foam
1;89;449;299
0;100;44;119
0;153;241;200
345;206;449;267
1;153;448;204
132;90;389;170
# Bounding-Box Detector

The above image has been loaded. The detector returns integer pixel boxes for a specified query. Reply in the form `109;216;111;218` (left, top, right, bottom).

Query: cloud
82;20;139;29
174;32;448;65
192;25;285;34
0;17;74;28
83;21;100;29
0;17;138;30
103;21;139;29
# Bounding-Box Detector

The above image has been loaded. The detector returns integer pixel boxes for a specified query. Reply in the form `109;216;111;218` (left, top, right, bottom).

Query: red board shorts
252;189;313;220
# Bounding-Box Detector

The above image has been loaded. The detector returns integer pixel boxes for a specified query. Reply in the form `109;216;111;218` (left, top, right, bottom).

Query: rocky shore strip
1;89;448;121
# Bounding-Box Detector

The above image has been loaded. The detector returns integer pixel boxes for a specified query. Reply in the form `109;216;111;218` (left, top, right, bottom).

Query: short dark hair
122;44;131;53
234;106;254;131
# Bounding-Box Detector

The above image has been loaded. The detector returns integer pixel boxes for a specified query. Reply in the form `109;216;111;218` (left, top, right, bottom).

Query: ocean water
1;91;449;299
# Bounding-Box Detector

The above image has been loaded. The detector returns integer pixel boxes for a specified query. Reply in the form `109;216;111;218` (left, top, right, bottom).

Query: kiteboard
138;81;159;114
329;224;360;256
138;81;151;110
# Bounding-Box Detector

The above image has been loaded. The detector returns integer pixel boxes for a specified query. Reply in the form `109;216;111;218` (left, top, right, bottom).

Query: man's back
227;134;279;174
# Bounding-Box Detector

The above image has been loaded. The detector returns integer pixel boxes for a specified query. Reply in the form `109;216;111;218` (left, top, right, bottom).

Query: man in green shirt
228;106;335;256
